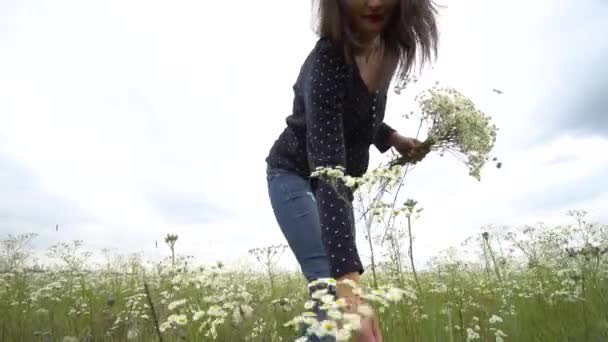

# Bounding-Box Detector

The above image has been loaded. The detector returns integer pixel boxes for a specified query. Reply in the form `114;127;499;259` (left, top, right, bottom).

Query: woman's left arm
373;122;397;153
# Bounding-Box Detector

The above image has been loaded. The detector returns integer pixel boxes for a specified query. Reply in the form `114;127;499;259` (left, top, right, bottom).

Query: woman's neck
354;35;383;63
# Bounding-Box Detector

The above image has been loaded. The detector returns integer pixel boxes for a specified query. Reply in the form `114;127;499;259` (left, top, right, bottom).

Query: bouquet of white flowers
390;83;500;180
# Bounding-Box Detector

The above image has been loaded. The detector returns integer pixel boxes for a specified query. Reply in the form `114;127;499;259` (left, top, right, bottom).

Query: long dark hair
313;0;439;90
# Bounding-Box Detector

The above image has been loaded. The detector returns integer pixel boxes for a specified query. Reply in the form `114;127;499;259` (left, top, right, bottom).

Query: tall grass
1;210;607;341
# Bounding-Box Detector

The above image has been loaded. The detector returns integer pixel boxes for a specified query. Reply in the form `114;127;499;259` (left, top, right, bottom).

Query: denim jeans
266;165;337;341
266;165;331;282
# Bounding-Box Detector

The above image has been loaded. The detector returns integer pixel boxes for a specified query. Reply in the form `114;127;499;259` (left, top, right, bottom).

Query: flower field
1;210;607;342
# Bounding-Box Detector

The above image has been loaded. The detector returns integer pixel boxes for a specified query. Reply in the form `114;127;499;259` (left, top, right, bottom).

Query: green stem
364;209;379;288
407;215;422;295
484;239;503;283
143;282;164;342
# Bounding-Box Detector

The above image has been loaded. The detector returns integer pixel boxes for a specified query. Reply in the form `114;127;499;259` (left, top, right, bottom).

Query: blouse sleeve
373;122;396;153
302;40;364;278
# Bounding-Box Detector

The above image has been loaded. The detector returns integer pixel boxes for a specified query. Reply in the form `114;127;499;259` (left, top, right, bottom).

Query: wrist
387;131;401;147
336;272;361;299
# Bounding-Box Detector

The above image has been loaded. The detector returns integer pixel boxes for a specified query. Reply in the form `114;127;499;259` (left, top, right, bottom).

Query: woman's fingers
357;317;380;342
373;317;383;342
357;318;371;342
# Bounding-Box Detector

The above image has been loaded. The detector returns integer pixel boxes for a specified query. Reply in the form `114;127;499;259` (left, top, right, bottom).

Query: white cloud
0;0;606;271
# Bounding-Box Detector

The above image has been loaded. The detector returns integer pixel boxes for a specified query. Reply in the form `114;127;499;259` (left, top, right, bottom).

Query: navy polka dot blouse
265;38;396;278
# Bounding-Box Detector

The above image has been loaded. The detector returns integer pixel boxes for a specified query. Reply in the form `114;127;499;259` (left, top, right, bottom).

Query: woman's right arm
302;40;364;280
303;40;383;342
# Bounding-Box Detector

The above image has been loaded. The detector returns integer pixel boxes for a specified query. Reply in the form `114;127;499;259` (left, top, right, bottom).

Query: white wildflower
232;307;243;324
489;314;503;324
168;314;187;325
343;313;361;330
385;288;405;302
193;310;205;321
316;320;337;337
495;329;508;342
336;328;352;341
328;309;342;320
334;298;347;308
321;294;335;304
127;329;138;340
240;304;254;318
168;298;187;311
311;289;328;299
207;305;226;317
466;328;481;341
240;291;253;302
357;304;374;317
284;316;305;328
343;176;357;188
159;321;172;332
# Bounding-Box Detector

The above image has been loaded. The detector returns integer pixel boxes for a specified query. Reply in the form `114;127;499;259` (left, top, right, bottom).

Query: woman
265;0;438;340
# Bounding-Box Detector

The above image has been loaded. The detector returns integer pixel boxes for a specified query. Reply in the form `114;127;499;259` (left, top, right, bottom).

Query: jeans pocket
268;168;313;201
282;177;312;200
268;171;317;220
266;167;287;183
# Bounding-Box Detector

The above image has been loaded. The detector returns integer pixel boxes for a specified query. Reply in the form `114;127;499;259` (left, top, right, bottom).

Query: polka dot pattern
265;38;396;278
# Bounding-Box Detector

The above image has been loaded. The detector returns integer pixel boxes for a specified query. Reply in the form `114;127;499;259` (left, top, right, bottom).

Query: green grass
1;218;607;342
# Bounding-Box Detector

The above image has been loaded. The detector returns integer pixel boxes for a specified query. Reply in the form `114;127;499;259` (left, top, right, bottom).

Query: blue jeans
266;165;331;282
267;165;339;342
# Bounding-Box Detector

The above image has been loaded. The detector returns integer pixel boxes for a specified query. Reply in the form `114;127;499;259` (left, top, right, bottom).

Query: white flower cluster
311;164;403;196
285;278;410;341
392;83;499;180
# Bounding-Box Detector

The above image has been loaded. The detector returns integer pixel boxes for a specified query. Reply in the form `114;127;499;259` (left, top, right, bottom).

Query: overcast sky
1;0;607;270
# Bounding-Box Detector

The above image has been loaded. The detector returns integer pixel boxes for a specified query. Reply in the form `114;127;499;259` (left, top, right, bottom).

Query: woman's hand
336;273;383;342
347;297;383;342
358;315;383;342
388;132;431;163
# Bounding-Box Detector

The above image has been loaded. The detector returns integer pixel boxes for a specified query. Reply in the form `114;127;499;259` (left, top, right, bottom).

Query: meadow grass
1;213;607;342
